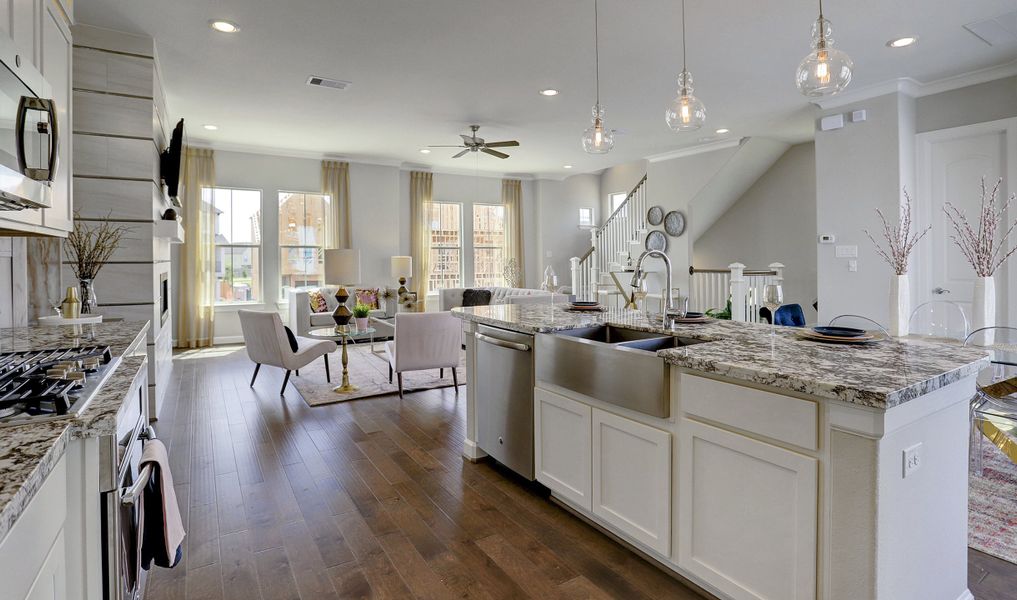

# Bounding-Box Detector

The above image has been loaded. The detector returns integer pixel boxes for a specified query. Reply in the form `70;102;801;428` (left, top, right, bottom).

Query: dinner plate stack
798;326;882;344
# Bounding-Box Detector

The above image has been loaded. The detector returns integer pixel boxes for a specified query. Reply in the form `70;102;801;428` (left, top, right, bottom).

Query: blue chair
774;304;806;327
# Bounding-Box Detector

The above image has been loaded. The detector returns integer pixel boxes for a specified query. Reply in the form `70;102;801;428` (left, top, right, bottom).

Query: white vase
889;274;910;337
972;276;996;333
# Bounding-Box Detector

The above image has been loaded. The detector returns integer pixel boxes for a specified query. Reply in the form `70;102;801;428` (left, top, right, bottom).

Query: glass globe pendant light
795;0;853;97
666;0;706;132
582;0;613;154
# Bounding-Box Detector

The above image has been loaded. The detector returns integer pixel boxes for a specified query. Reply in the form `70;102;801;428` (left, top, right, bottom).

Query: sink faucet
631;249;678;328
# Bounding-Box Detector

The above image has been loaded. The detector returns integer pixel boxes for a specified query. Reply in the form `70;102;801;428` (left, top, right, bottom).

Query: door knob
932;287;950;295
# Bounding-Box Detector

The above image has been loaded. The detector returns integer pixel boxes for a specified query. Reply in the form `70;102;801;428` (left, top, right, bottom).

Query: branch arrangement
943;177;1017;277
864;188;930;275
63;214;131;281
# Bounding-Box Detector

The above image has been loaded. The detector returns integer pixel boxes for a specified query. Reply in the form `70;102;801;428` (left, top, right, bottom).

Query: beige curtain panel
176;147;216;348
409;171;433;298
321;160;352;249
502;178;524;287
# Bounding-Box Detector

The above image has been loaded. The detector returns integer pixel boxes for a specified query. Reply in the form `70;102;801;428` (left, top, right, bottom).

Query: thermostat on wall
818;234;836;244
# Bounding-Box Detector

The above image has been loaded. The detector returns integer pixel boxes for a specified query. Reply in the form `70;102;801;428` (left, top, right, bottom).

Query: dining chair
828;314;890;335
385;311;462;398
908;300;970;340
964;326;1017;475
774;304;806;327
239;310;337;395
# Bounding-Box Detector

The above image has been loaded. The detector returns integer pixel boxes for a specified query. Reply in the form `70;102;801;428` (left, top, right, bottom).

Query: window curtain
409;171;433;298
176;147;216;348
502;178;524;287
321;160;351;249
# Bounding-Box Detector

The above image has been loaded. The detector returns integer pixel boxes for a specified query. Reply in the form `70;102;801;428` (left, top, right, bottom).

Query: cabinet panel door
678;419;817;600
24;529;67;600
40;0;71;233
534;387;592;511
592;409;671;556
11;0;36;67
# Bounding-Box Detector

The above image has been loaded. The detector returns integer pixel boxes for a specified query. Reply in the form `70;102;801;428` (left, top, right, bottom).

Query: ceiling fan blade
452;149;471;159
481;148;509;159
460;134;476;145
483;141;519;148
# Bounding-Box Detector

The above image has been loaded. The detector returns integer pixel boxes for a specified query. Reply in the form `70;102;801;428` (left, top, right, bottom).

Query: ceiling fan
429;125;519;159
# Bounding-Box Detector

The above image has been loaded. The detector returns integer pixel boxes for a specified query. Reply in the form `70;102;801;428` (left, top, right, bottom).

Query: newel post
729;262;747;322
570;257;580;298
769;262;785;285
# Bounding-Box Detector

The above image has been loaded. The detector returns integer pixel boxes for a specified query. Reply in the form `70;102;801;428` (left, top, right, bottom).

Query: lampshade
390;255;412;278
323;249;360;285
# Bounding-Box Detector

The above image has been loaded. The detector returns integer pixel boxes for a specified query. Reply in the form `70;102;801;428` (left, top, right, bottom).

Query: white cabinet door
24;529;67;600
11;0;37;67
40;0;71;233
592;409;671;556
534;387;592;511
678;418;817;600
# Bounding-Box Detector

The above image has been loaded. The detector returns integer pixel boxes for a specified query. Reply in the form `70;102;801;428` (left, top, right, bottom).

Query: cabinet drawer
680;374;818;451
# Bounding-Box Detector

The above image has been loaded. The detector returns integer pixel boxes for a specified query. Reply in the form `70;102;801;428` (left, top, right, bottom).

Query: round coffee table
307;326;377;393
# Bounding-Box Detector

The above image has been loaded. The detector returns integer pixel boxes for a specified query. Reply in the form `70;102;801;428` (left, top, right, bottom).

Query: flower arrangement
943;177;1017;277
352;303;372;319
63;214;131;282
864;188;930;275
503;258;521;288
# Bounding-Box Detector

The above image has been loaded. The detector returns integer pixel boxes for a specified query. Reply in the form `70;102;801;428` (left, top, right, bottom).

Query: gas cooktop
0;346;119;426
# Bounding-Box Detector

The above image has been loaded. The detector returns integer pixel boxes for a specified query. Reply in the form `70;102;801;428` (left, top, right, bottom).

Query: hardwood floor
148;345;1017;600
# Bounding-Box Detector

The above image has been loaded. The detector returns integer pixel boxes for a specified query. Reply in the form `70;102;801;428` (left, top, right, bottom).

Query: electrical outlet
848;260;858;272
903;443;922;478
835;245;858;258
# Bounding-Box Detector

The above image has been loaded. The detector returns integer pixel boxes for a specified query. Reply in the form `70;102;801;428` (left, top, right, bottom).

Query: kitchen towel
140;439;185;569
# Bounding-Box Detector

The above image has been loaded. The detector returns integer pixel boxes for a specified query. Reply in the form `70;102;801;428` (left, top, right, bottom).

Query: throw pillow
354;288;380;309
308;290;329;314
461;288;492;307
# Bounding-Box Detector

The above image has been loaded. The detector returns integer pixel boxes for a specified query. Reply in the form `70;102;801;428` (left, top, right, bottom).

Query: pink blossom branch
943;176;1017;277
864;188;930;275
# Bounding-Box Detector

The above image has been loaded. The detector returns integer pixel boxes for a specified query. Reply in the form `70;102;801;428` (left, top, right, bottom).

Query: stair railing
690;262;785;322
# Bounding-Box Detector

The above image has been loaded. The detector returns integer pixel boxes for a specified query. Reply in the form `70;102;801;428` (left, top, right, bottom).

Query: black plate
684;311;704;318
570;301;600;307
812;326;866;338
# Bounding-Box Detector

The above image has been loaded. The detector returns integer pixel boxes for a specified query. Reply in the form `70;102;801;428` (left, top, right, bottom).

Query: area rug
969;437;1017;563
291;343;465;406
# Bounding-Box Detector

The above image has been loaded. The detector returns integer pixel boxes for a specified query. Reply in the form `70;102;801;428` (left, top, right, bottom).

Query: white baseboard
212;335;245;345
462;439;488;462
956;590;974;600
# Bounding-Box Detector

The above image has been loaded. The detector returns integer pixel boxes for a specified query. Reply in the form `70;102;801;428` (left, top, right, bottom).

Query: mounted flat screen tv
160;118;184;204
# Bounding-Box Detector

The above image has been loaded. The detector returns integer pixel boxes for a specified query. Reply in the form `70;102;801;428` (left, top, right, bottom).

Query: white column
769;262;785;285
570;257;581;297
729;263;747;322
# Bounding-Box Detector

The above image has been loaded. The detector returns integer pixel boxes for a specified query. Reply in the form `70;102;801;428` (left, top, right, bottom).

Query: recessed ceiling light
563;165;573;169
202;124;218;131
209;20;240;33
887;36;918;48
539;89;560;96
715;128;730;134
419;149;431;154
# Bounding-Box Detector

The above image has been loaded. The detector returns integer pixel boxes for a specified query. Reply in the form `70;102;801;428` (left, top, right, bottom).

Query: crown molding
811;59;1017;110
397;163;535;180
187;139;405;167
646;138;743;163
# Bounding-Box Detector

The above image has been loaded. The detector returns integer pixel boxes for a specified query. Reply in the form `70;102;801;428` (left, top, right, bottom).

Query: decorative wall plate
645;230;668;252
647;205;664;226
664;210;686;237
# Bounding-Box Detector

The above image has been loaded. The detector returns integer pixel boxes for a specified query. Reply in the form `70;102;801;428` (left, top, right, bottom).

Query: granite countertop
0;321;150;542
452;304;990;409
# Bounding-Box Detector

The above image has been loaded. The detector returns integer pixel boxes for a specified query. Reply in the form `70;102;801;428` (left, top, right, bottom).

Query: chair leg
295;369;299;377
323;354;331;383
440;368;444;378
389;364;393;384
452;368;459;393
397;373;404;399
280;370;291;395
250;363;261;387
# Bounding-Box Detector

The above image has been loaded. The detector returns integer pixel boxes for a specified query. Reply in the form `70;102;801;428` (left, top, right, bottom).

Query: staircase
570;175;647;301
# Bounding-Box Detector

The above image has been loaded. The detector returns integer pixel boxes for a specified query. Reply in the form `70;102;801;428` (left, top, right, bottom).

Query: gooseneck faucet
631;249;677;328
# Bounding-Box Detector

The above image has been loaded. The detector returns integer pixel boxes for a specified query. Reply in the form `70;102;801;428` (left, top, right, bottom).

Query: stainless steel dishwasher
474;324;535;480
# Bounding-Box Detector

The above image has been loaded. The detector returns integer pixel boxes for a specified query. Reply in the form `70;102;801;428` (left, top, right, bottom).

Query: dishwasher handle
475;332;531;352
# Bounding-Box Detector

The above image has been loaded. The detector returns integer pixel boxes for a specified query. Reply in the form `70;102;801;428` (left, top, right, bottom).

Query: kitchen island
453;303;988;600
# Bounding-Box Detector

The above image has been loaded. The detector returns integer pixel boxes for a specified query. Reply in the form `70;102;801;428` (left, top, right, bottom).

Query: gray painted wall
916;76;1017;133
535;174;600;283
694;143;818;320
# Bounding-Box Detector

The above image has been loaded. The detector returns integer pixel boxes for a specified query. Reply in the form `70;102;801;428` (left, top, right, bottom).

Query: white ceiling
76;0;1017;177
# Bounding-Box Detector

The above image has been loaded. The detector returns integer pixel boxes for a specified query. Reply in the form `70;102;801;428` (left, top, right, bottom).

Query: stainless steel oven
0;33;57;211
99;370;150;600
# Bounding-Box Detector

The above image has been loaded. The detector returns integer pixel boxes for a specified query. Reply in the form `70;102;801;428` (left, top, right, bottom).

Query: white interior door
917;118;1016;328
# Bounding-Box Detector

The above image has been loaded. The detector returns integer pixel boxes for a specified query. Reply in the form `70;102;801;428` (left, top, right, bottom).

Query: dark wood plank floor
147;346;1017;599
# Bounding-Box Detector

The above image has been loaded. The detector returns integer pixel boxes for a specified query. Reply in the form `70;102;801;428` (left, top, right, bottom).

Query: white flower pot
889;274;910;337
355;317;369;331
972;276;995;333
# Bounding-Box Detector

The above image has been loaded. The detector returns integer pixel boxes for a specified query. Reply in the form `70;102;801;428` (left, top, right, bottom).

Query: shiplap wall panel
73;133;158;180
74;91;153;138
73;47;152;97
73;178;163;220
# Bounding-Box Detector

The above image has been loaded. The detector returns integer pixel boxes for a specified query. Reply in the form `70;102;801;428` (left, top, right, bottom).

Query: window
278;191;329;299
473;204;506;287
428;202;462;291
209;187;262;304
579;207;595;228
609;192;627;216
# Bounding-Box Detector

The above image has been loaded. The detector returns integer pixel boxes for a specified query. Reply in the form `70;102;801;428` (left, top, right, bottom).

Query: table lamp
390;256;412;297
324;249;361;330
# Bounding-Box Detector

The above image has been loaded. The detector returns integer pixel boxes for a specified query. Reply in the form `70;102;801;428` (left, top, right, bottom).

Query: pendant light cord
594;0;600;106
681;0;687;73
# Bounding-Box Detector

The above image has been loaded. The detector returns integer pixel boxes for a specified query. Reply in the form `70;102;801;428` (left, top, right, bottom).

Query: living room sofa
288;286;398;337
438;287;552;311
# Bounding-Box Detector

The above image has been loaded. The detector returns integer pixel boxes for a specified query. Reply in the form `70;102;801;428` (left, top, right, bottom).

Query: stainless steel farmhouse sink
535;325;709;418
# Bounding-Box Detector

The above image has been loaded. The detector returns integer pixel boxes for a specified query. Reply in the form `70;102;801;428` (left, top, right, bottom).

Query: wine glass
762;284;783;337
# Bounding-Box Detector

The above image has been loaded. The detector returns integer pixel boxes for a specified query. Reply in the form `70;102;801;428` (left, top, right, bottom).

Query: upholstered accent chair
239;310;337;395
385;312;461;398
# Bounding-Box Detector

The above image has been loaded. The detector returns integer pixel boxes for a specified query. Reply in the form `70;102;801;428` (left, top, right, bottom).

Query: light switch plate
836;245;858;258
903;443;922;478
848;260;858;272
819;114;845;131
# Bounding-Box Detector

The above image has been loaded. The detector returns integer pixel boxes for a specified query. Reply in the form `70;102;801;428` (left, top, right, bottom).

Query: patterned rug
969;438;1017;563
291;343;465;406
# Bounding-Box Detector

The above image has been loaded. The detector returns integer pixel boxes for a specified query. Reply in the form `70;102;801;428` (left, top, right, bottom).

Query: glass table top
308;326;377;339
